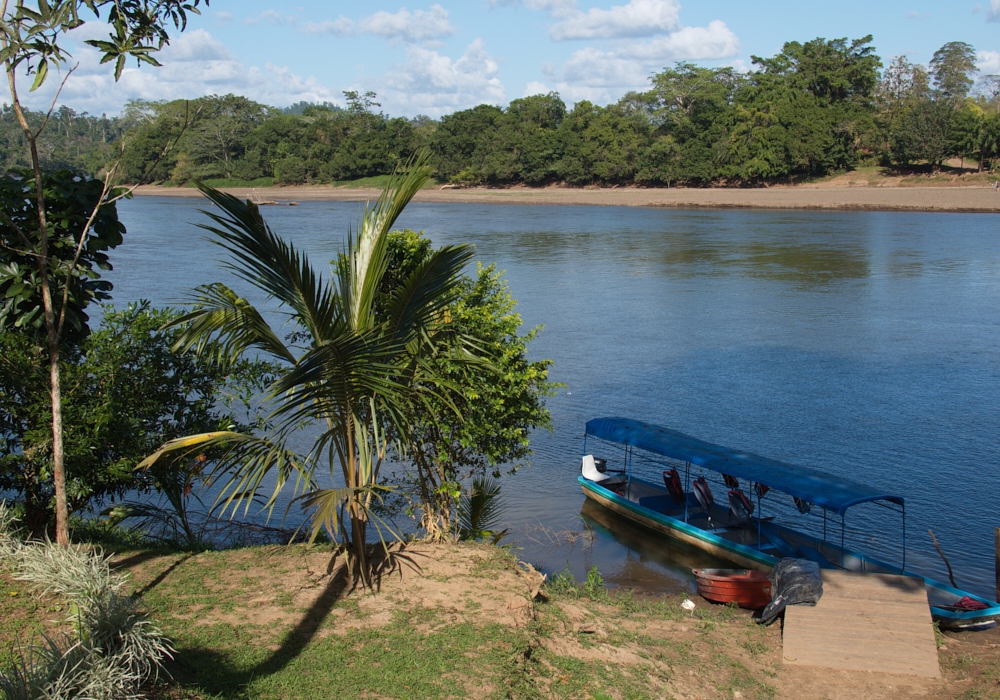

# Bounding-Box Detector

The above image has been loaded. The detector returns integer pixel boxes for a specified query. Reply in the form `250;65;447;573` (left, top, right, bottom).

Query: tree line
6;38;996;187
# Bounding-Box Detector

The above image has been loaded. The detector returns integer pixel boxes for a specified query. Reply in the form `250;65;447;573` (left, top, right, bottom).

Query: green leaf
29;59;48;92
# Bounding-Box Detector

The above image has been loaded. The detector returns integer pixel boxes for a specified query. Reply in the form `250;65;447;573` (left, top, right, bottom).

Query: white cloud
485;0;577;18
299;17;354;36
246;10;292;26
298;5;454;43
550;0;681;41
546;19;738;101
359;5;454;42
213;11;233;26
978;50;1000;75
373;39;505;117
524;81;551;96
489;0;689;40
989;0;1000;22
16;29;339;115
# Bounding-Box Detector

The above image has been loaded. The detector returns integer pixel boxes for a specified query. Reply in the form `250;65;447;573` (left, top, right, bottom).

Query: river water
107;196;1000;598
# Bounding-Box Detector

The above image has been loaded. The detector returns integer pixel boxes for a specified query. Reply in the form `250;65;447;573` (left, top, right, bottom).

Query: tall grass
0;505;172;698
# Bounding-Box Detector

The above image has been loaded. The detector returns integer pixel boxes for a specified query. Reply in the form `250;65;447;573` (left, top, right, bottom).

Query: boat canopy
586;417;903;515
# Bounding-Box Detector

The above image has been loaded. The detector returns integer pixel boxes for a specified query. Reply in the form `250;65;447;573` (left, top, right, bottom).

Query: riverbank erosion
5;540;1000;698
132;183;1000;213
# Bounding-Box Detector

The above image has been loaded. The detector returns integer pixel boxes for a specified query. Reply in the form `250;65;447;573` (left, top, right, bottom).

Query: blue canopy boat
579;417;1000;630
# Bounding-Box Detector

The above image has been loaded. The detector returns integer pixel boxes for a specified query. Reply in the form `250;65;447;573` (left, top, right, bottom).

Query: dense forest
4;37;997;186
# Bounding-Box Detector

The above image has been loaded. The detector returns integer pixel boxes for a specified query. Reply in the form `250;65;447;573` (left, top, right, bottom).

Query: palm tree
140;158;474;587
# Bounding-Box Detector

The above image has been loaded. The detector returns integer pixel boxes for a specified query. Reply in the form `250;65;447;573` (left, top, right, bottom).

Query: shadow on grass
161;546;423;697
165;564;348;697
132;553;194;597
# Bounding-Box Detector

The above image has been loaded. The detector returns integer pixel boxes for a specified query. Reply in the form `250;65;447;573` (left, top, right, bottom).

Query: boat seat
799;545;837;570
581;455;625;486
757;522;801;559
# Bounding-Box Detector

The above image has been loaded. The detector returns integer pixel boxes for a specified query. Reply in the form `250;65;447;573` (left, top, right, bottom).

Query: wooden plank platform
782;570;941;677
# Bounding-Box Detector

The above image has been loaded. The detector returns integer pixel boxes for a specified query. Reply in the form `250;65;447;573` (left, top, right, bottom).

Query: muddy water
109;197;1000;597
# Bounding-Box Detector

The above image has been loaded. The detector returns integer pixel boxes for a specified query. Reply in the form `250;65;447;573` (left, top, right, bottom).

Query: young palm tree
140;158;474;587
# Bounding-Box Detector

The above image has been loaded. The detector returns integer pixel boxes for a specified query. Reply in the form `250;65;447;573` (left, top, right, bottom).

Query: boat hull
693;568;772;610
579;477;774;573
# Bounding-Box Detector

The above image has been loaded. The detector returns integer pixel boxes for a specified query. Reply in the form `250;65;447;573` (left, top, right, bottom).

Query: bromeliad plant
140;157;475;587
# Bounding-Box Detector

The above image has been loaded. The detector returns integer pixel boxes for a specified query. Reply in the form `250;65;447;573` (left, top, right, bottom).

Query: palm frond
267;330;410;427
169;282;296;365
384;244;476;342
137;432;311;521
295;485;400;544
195;183;341;342
348;154;432;331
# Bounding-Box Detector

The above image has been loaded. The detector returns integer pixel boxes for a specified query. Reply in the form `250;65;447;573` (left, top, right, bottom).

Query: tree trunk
47;331;68;545
350;514;369;588
6;63;69;546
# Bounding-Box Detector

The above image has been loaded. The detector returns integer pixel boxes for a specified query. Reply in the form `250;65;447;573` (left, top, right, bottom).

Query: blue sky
16;0;1000;117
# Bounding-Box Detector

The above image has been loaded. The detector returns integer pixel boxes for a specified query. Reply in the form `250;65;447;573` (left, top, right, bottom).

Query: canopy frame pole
823;508;827;546
902;502;907;574
626;445;632;499
756;488;762;549
684;462;691;524
582;433;588;456
841;513;846;569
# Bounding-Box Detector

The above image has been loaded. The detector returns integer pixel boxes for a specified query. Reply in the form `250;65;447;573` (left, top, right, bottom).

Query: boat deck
782;570;940;677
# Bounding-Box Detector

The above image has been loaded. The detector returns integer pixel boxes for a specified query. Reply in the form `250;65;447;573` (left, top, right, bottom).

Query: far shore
132;181;1000;213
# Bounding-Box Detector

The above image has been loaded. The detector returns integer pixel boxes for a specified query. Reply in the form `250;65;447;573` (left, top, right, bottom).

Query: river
107;196;1000;598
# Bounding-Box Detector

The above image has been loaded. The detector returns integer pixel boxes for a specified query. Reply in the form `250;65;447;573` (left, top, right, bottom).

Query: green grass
0;572;75;671
152;607;536;699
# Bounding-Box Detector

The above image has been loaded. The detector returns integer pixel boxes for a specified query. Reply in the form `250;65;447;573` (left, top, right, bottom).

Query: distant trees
12;37;1000;189
117;93;419;184
930;42;978;102
0;105;127;175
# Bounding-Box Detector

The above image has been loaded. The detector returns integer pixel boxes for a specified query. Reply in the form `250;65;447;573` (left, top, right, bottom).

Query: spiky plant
5;540;172;697
0;500;21;558
10;541;122;603
458;476;506;542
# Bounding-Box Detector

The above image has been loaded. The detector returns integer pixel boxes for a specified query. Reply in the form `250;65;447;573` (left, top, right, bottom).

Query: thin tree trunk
351;514;369;588
5;64;69;546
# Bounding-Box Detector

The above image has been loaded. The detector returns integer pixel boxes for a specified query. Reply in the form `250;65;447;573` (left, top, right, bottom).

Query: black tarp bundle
758;558;824;625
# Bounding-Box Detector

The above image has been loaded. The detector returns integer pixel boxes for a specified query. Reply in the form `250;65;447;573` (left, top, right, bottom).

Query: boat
692;568;772;610
579;417;1000;630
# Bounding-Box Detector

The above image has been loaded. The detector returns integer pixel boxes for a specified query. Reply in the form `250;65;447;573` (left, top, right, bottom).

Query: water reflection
657;237;870;285
579;499;731;594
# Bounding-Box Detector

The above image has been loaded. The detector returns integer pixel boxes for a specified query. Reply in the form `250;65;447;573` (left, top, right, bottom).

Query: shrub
0;511;172;698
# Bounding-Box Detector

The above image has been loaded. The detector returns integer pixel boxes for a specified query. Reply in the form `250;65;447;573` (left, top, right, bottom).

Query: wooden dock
782;570;941;677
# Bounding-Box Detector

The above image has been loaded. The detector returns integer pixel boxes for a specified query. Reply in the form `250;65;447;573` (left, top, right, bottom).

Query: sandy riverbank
132;183;1000;213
